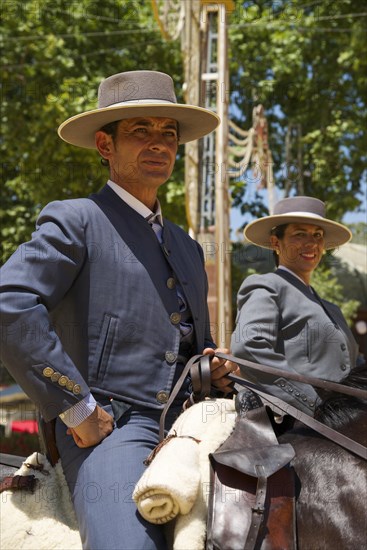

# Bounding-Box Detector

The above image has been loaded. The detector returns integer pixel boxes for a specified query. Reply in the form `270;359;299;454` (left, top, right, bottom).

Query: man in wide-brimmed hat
231;196;361;418
0;70;236;549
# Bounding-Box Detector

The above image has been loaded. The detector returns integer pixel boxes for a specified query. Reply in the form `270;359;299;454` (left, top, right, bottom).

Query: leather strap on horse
190;353;212;401
206;400;297;550
159;354;211;441
217;352;367;400
213;353;367;460
0;475;37;494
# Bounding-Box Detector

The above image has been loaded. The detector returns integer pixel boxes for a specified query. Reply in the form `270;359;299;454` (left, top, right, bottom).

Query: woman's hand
203;347;240;394
67;405;114;448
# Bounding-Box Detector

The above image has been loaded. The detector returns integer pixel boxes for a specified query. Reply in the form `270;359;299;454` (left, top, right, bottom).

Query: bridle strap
225;372;367;460
218;351;367;458
159;354;210;441
159;352;367;458
216;352;367;400
191;353;211;401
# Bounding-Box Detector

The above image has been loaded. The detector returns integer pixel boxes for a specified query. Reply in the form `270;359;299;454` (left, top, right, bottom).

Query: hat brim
244;213;352;250
58;103;220;148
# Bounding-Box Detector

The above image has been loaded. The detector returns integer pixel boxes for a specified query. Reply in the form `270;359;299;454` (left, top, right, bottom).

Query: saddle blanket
0;452;82;549
0;398;236;550
133;398;236;549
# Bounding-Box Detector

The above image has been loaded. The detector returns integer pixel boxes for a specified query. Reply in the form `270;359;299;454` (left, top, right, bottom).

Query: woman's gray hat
58;70;220;148
244;196;352;250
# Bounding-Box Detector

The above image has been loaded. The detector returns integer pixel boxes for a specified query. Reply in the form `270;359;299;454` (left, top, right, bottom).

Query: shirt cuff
59;394;97;427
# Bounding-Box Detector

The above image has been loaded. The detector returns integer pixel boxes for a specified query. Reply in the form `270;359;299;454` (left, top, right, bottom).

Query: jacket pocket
91;314;118;382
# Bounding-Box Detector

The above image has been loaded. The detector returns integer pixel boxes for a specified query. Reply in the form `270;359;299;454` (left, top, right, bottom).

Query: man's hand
203;347;240;394
67;405;114;448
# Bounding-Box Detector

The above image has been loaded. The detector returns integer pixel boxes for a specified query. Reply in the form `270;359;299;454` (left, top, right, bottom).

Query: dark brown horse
276;363;367;549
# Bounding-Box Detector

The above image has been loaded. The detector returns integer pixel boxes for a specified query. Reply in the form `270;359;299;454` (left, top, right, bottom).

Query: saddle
206;391;297;550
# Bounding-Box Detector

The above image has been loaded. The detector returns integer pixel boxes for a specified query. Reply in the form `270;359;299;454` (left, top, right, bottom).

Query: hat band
270;211;325;230
273;211;325;220
102;99;177;108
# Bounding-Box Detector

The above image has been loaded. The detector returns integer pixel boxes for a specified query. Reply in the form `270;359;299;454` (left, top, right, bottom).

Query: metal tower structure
199;2;233;346
151;1;280;348
152;1;234;346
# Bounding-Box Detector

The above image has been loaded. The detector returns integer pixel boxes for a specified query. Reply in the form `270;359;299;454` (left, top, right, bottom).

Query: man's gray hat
244;196;352;250
58;70;220;148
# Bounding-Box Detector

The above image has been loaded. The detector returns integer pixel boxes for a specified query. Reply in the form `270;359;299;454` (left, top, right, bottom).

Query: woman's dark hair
270;223;288;266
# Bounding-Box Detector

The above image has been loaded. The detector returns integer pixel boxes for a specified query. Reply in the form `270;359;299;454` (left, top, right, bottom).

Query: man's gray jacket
0;185;214;421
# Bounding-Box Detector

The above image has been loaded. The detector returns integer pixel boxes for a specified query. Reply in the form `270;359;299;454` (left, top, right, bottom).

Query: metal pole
215;3;232;346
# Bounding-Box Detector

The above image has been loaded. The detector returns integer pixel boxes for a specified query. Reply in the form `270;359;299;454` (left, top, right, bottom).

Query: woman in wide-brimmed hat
231;196;362;417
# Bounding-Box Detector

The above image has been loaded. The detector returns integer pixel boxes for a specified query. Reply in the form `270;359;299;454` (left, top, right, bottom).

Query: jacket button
167;277;176;290
340;343;346;351
165;351;177;364
58;375;68;386
340;364;347;371
51;372;61;383
66;379;75;391
43;367;54;378
156;390;169;404
170;312;181;325
73;384;81;395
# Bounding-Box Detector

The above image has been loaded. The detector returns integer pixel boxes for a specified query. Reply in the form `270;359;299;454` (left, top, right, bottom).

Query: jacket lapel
161;220;206;327
275;269;338;325
89;185;179;315
275;269;312;298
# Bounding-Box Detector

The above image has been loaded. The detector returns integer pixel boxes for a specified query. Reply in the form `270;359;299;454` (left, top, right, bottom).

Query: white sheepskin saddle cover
134;397;236;549
0;452;82;549
0;398;236;550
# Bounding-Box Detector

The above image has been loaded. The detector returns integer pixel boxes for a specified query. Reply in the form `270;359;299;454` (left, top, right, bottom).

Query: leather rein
160;353;367;460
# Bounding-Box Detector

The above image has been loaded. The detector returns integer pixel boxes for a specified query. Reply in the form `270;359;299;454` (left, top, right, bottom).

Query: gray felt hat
244;196;352;250
58;70;220;148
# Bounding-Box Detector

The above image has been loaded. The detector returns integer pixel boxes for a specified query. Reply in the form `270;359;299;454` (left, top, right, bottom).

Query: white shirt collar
107;180;163;225
277;265;310;287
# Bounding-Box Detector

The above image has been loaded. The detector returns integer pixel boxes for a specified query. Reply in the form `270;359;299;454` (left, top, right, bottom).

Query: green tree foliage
311;265;360;325
228;0;367;222
1;0;186;262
